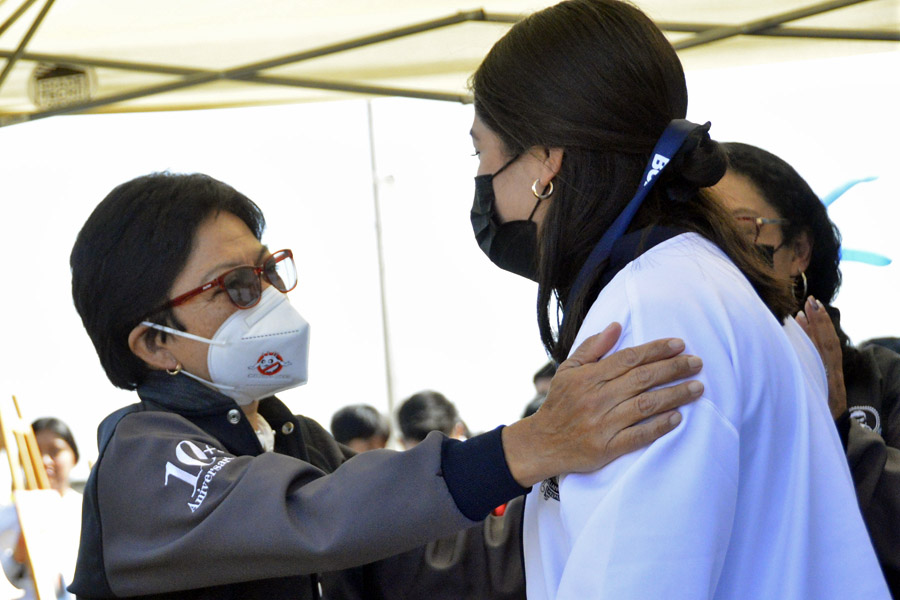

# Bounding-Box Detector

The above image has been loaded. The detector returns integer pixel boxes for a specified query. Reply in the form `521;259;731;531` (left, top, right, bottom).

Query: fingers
612;379;704;423
607;411;684;458
604;380;704;457
805;297;832;334
601;354;703;405
802;296;842;359
561;322;622;370
570;336;689;385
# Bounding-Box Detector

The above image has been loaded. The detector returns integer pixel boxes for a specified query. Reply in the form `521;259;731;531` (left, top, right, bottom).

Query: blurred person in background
329;404;390;453
524;363;557;418
863;337;900;356
532;362;556;396
1;417;82;599
396;390;469;448
715;141;900;594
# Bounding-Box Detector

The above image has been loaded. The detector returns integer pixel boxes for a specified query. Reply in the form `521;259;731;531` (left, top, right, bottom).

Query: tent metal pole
240;74;472;104
657;22;900;42
2;11;484;123
223;10;487;76
0;0;39;38
0;50;203;75
673;0;875;50
0;0;54;90
365;100;398;419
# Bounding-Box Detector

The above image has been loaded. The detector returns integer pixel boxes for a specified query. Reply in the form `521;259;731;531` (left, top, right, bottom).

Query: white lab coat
523;233;889;599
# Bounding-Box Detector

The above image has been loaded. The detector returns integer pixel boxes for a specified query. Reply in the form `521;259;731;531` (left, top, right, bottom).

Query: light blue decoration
840;249;892;266
821;176;878;207
821;176;890;266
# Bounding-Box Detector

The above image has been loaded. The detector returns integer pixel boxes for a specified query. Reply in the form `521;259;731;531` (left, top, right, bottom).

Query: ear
790;231;813;275
539;147;564;184
128;323;178;372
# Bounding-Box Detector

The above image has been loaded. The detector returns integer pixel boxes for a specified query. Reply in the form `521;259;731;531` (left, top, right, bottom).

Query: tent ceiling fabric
0;0;897;125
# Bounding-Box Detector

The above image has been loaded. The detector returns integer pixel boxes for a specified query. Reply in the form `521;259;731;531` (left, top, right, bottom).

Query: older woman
715;141;900;596
66;172;702;599
467;0;888;597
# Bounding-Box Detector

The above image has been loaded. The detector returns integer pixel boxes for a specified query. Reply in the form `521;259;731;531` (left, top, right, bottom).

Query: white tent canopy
1;0;898;124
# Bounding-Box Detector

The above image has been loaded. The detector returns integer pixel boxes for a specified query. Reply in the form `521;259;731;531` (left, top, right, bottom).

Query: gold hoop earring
794;271;808;301
167;362;183;376
532;179;554;200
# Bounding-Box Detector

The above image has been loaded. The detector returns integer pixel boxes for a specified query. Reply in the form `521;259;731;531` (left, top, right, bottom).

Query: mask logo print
254;351;290;376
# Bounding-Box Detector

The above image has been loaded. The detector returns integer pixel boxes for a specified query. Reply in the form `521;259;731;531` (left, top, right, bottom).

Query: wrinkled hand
796;296;847;419
502;322;703;487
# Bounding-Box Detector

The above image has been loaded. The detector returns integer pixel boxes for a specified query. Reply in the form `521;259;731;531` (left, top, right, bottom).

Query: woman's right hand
502;322;703;487
796;296;847;419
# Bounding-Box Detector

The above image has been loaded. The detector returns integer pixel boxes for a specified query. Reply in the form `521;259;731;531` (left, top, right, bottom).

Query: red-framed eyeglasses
734;216;790;244
156;249;297;312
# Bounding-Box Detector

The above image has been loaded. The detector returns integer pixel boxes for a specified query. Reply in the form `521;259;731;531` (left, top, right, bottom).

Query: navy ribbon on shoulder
563;119;710;318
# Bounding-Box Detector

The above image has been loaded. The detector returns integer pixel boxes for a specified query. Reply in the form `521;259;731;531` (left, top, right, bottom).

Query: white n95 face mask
142;287;310;405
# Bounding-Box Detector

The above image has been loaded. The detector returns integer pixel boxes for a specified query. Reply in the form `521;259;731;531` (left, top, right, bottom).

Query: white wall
0;50;897;476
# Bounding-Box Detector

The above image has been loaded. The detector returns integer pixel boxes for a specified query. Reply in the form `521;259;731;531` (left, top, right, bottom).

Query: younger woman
469;0;889;597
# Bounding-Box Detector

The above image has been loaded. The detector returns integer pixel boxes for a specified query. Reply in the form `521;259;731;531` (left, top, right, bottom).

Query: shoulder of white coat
621;234;764;336
573;234;744;356
626;233;745;297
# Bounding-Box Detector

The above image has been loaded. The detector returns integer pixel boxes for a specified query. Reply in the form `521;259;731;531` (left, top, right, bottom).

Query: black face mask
470;155;542;282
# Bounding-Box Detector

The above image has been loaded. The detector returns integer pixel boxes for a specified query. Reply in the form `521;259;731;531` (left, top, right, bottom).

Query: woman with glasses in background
66;172;703;599
714;141;899;595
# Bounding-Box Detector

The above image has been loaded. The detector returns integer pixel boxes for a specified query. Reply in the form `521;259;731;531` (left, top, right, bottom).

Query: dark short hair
32;417;79;464
722;142;842;307
522;392;547;419
70;172;266;389
397;391;459;442
533;361;557;384
330;404;391;445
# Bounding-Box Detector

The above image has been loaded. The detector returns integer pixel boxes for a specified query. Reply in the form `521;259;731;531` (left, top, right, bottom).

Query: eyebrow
198;245;270;284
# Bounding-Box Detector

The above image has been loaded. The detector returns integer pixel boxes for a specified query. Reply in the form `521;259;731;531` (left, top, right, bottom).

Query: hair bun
661;122;727;202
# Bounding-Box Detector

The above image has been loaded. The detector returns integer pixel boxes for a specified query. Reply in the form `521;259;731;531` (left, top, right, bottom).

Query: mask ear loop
529;179;553;220
491;153;521;178
141;321;228;347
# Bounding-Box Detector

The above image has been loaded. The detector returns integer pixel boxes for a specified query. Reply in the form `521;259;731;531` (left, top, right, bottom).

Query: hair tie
659;122;725;202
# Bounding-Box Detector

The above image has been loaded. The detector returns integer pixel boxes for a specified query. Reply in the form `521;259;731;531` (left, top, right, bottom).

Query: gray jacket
841;342;900;595
69;372;526;599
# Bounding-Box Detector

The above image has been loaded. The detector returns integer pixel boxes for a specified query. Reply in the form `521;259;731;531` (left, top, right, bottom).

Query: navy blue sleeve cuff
834;410;851;451
440;425;530;521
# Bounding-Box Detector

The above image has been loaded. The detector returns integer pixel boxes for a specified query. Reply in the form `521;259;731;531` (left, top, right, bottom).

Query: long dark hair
722;142;842;307
472;0;794;363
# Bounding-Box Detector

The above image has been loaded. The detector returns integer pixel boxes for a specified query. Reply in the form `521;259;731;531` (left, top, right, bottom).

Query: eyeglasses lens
224;267;262;308
735;218;761;244
265;252;297;293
